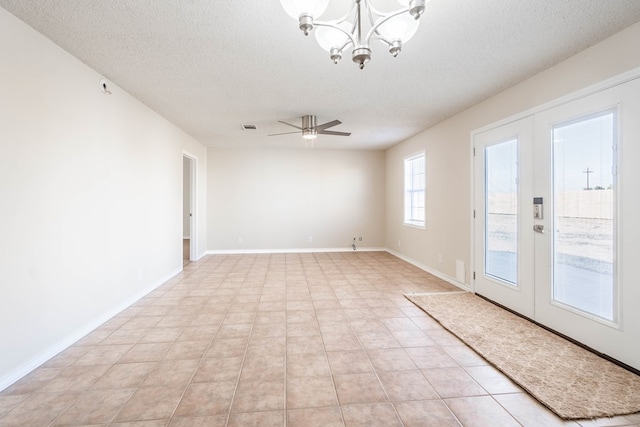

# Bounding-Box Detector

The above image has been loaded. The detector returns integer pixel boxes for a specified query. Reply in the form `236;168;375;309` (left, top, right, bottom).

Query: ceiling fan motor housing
302;115;318;139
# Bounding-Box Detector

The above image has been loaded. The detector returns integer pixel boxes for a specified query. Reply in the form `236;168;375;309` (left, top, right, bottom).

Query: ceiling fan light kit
279;0;429;69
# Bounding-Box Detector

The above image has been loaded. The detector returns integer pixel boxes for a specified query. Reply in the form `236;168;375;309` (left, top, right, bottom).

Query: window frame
403;150;426;229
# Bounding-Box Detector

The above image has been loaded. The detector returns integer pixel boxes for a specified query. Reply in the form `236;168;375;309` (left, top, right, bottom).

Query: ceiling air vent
241;124;257;130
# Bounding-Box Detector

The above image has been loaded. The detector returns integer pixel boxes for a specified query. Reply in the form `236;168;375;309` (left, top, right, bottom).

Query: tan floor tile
394;400;462;426
0;394;27;416
287;353;331;377
0;392;78;426
114;386;185;422
405;346;459;369
41;346;92;369
173;381;236;417
40;364;110;393
288;406;345;427
52;388;133;425
163;340;209;360
377;370;439;401
287;335;326;355
442;344;489;367
141;359;199;388
205;337;248;358
101;328;151;345
240;355;285;382
390;329;437;348
177;325;217;342
422;367;488;398
367;348;417;372
464;365;522;395
327;350;374;375
0;366;64;395
493;393;579;426
227;410;284;427
334;373;388;405
231;378;285;413
216;323;253;339
119;342;172;363
111;420;169;426
74;344;133;365
193;356;243;383
287;375;338;409
155;314;195;328
121;316;163;330
445;396;521;427
251;322;286;338
322;333;362;352
356;331;400;350
141;327;185;343
90;362;155;390
168;415;227;426
341;403;402;427
246;336;286;356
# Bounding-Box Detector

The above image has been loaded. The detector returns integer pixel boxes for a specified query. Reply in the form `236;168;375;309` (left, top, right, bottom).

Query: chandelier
279;0;429;69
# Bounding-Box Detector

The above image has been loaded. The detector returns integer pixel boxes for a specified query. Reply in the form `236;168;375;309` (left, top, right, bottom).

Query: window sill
403;221;426;230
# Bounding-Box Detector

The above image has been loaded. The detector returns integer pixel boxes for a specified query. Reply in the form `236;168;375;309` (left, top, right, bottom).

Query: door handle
533;224;544;233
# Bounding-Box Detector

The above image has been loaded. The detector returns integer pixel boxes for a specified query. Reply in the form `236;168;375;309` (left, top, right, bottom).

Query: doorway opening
183;154;196;265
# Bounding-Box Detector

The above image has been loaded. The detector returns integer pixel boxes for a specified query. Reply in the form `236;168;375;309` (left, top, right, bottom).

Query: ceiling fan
268;115;351;140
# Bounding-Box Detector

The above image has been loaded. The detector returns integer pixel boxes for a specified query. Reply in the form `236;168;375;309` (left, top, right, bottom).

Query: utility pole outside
583;167;594;190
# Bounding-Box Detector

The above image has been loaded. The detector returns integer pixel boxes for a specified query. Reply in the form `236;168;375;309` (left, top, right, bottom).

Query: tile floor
1;252;639;426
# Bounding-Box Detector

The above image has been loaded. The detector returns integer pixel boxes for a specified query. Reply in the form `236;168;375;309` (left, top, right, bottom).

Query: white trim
386;249;471;292
206;247;387;255
0;267;182;393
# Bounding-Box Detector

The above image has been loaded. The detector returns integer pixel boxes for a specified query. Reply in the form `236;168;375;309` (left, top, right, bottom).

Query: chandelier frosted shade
280;0;330;20
279;0;429;69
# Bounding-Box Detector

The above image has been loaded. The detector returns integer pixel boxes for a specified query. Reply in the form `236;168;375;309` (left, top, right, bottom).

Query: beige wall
0;8;207;389
207;148;385;251
385;21;640;285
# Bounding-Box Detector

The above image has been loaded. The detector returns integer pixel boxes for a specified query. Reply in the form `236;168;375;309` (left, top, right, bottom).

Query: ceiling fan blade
318;130;351;136
278;120;303;130
268;131;302;136
316;119;342;131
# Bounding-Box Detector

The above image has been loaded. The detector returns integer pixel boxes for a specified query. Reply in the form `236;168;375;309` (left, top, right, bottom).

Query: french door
473;76;640;370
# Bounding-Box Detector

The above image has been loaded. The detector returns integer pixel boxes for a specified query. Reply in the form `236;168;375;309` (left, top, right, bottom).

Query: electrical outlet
397;240;401;247
308;236;313;243
238;236;244;244
438;254;443;263
359;236;362;241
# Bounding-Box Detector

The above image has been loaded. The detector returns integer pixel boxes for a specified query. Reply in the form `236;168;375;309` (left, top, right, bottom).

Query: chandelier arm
313;21;357;50
364;7;411;45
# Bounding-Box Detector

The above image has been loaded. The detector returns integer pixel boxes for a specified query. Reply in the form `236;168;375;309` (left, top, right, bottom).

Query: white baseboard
0;267;182;393
206;247;387;255
385;249;471;292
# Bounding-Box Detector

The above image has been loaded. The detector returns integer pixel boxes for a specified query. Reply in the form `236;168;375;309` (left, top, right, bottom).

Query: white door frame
182;151;198;262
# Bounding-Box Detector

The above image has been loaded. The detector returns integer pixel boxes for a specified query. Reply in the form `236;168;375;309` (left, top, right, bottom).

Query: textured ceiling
2;1;640;150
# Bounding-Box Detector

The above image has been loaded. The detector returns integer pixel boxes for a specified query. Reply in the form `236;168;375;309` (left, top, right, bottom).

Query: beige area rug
405;291;640;420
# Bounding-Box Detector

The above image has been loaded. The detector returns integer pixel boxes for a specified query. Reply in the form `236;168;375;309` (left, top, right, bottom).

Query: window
404;151;425;228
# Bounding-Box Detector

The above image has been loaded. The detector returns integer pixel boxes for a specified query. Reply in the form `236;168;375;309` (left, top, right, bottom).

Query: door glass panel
485;138;518;285
552;110;616;321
